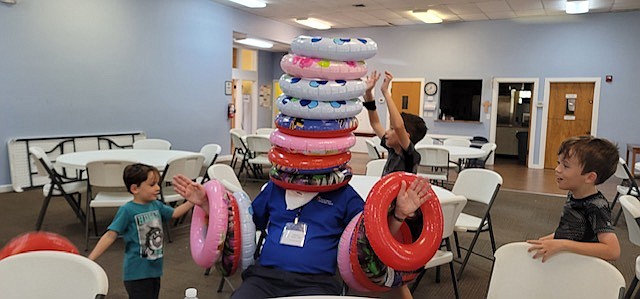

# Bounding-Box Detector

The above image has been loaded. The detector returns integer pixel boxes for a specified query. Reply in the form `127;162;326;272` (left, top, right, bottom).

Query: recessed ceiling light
412;10;443;24
295;18;332;30
566;0;589;14
228;0;266;9
235;38;273;49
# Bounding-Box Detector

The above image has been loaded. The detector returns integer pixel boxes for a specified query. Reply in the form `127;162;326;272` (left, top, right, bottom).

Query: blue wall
0;0;303;187
309;11;640;165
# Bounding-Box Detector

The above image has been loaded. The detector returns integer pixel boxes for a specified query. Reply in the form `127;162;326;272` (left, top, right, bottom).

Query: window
439;79;482;121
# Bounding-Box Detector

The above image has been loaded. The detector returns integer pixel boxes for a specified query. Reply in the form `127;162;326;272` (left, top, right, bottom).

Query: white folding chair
465;142;497;168
230;128;252;177
256;128;275;135
416;145;451;186
416;136;435;146
159;154;205;205
443;138;471;147
365;159;387;176
29;146;87;230
85;159;137;250
207;164;243;193
411;195;467;299
198;143;222;181
245;135;273;179
452;168;503;280
132;138;172;150
610;158;639;226
0;251;109;298
487;242;625;299
365;138;383;160
620;195;640;298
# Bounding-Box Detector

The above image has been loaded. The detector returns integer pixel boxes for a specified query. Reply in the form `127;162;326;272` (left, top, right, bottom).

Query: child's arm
526;232;620;262
388;177;432;234
363;71;385;138
172;174;208;214
88;230;118;260
381;71;411;150
172;201;194;219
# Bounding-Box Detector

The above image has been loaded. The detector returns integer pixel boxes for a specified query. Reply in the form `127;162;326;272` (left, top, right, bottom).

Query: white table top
425;133;473;141
415;144;486;160
55;149;200;170
349;174;454;201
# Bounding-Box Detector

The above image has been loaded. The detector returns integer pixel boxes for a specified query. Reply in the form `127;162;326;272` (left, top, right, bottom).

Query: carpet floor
0;180;637;299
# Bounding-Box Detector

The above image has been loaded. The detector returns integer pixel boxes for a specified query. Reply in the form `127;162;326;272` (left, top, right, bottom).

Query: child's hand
381;71;393;95
173;174;207;207
526;239;566;262
395;177;432;219
364;70;381;93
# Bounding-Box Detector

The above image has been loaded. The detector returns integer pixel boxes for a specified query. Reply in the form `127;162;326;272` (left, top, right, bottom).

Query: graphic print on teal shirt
135;210;164;260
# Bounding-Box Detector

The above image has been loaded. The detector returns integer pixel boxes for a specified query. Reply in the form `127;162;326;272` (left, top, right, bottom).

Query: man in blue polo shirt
172;175;430;298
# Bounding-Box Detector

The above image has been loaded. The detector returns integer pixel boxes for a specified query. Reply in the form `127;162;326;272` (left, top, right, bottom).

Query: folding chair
207;164;243;193
158;154;205;241
487;242;625;299
0;251;109;298
365;138;383;160
230;128;252;177
365;159;387;176
610;158;639;226
416;145;451;187
85;159;137;251
199;143;222;182
465;142;497;169
619;195;640;298
29;146;86;230
411;195;467;299
133;138;172;150
452;168;503;280
245;135;272;179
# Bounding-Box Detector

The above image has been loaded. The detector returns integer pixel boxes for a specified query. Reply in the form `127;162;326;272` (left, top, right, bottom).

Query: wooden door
544;82;595;169
390;81;422;116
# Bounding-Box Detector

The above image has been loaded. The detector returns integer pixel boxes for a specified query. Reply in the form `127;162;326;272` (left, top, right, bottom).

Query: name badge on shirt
280;220;307;247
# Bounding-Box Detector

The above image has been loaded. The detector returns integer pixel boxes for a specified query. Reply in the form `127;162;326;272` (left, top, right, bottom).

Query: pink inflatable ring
190;179;228;268
270;129;355;155
280;54;367;80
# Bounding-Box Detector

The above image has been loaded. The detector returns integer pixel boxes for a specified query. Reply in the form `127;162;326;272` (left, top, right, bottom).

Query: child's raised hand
395;176;432;219
364;70;381;93
172;174;207;207
381;71;393;94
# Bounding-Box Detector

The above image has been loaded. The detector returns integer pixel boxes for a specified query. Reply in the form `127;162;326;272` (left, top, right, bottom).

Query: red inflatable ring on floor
364;172;443;271
268;147;351;171
0;231;79;260
190;179;228;268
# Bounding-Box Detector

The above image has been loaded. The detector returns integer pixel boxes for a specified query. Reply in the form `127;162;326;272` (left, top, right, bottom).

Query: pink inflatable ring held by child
190;179;228;268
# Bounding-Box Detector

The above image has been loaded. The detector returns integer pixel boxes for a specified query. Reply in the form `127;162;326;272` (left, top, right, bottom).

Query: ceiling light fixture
227;0;266;9
566;0;589;14
235;38;273;49
412;10;443;24
295;18;331;30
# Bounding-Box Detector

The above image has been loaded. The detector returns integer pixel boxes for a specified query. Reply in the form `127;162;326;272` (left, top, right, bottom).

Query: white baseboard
0;184;16;193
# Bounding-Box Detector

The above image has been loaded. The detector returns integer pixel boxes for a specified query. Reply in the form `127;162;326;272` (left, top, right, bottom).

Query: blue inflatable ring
274;113;358;138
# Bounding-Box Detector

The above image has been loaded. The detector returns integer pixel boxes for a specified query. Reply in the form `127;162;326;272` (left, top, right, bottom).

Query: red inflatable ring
190;179;228;268
0;231;79;260
364;172;443;271
218;191;242;276
268;147;351;172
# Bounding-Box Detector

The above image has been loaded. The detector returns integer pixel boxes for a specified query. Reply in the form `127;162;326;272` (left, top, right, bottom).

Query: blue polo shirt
252;181;364;274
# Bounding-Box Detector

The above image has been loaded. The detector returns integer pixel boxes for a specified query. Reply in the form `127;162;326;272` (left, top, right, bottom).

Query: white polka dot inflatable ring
279;74;366;102
291;36;378;61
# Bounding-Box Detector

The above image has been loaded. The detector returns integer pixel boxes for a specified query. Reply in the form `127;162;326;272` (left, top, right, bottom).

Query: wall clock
424;81;438;96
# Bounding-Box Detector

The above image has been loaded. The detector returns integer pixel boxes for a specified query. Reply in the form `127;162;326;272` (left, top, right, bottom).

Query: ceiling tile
458;13;490;20
477;1;513;12
447;3;484;14
515;9;547;17
484;10;518;18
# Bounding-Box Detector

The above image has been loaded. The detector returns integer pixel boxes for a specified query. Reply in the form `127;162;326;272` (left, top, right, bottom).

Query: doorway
490;78;538;167
232;47;258;134
542;81;597;169
387;78;424;129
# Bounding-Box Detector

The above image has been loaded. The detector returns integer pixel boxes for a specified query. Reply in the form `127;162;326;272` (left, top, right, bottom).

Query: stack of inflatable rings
269;35;377;192
337;172;444;291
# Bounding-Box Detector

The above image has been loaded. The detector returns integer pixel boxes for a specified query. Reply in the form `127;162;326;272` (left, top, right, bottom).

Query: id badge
280;221;307;247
